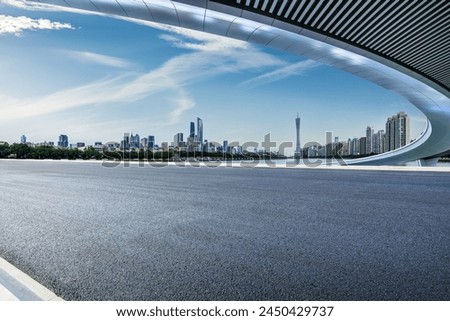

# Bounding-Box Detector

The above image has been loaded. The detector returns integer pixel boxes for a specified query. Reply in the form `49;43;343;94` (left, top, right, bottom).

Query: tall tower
385;112;410;151
295;113;301;158
394;112;410;149
190;122;195;138
366;126;374;154
197;117;203;145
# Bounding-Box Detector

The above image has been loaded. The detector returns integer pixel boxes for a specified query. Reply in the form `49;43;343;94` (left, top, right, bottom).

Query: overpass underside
26;0;450;165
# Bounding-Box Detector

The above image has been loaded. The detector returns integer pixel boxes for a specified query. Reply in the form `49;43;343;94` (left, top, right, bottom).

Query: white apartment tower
385;112;410;151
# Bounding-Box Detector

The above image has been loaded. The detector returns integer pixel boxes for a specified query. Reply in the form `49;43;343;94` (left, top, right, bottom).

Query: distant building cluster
116;117;218;154
171;117;206;152
166;117;243;155
13;112;411;159
13;116;245;156
304;112;411;157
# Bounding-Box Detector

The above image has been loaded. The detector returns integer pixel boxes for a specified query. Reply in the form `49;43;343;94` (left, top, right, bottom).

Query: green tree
0;143;11;158
67;149;80;160
10;143;31;159
82;146;101;160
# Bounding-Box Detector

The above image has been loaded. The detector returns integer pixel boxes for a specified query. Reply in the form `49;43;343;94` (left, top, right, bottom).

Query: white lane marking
0;257;63;301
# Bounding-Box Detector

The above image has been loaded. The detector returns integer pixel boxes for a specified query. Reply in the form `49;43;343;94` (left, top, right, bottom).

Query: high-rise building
141;138;148;149
386;117;394;151
359;137;367;155
130;133;140;149
373;130;385;154
223;140;229;154
122;133;130;150
295;113;301;158
148;136;155;149
20;135;27;144
366;126;374;154
395;112;410;149
385;112;410;151
197;117;203;146
203;139;209;153
345;138;352;156
173;133;184;148
190;122;195;139
350;137;360;156
58;135;68;148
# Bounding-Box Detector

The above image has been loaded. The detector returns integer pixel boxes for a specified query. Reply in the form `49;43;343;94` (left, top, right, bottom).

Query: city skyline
0;1;427;156
8;110;410;158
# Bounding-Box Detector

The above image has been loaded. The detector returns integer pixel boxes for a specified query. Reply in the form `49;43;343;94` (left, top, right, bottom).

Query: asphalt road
0;160;449;300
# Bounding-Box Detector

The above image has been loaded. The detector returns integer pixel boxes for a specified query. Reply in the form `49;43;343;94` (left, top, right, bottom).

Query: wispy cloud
0;14;73;36
0;48;280;120
241;59;320;88
0;0;296;132
168;88;196;125
157;25;249;52
0;19;285;123
2;0;101;15
1;0;35;10
62;50;132;69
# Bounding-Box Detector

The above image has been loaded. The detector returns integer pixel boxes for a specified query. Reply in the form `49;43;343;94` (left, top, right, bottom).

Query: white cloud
2;0;100;14
241;59;320;88
167;88;196;125
0;1;293;134
0;49;277;120
0;14;73;36
62;50;132;69
1;0;31;9
0;19;286;123
156;25;249;52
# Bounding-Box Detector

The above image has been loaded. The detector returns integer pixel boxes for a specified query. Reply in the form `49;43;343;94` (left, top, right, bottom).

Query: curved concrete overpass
27;0;450;165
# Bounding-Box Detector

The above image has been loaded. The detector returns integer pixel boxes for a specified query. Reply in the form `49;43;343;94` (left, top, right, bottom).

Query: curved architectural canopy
27;0;450;165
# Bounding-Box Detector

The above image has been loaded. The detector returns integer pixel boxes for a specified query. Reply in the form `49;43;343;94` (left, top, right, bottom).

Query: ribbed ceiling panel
211;0;450;92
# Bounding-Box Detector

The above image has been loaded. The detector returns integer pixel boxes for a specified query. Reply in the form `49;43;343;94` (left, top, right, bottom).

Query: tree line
0;143;245;161
0;143;102;160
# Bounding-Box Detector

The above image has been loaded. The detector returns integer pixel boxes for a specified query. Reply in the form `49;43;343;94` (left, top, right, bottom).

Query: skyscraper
121;133;130;150
386;117;394;151
190;122;195;139
350;137;360;156
360;137;367;155
148;136;155;149
141;137;148;149
173;133;184;148
20;135;26;144
295;113;301;158
197;117;203;145
58;135;68;148
130;133;140;149
395;112;410;149
366;126;374;155
385;112;410;151
373;130;385;154
223;140;229;154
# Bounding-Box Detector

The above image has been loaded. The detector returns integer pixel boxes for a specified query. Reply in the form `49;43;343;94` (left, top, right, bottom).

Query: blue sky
0;0;426;155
